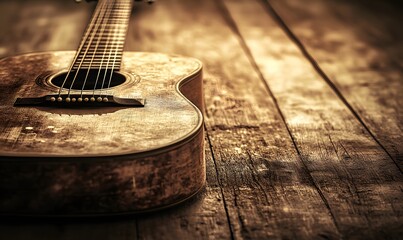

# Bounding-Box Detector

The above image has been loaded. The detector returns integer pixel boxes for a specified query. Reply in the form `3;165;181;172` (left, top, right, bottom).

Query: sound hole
51;70;126;90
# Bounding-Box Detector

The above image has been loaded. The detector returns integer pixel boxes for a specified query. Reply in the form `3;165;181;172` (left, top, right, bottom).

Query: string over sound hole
51;70;126;90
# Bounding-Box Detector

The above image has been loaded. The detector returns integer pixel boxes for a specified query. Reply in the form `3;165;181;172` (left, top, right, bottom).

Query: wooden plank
0;0;231;239
0;0;93;58
128;0;340;239
0;221;139;240
266;0;403;168
222;0;403;238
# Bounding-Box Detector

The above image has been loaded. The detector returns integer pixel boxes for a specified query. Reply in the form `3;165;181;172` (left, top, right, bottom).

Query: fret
77;49;124;52
77;50;124;53
104;4;131;7
77;48;124;55
83;26;129;33
72;66;122;69
75;55;123;59
80;39;126;44
81;38;126;42
74;57;123;60
73;60;122;63
90;18;130;22
72;63;122;67
80;41;126;46
80;42;126;47
86;22;129;26
75;55;123;61
72;62;122;65
72;66;121;70
89;23;129;27
76;51;124;54
82;39;126;42
80;36;127;40
76;52;123;55
73;62;122;65
76;49;125;53
77;47;125;52
72;65;122;68
69;0;132;72
72;62;122;64
80;34;127;38
108;8;131;11
80;43;125;46
77;50;124;54
75;56;123;59
73;59;123;63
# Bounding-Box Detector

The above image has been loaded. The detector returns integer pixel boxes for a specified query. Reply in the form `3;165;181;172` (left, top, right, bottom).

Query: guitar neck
71;0;132;71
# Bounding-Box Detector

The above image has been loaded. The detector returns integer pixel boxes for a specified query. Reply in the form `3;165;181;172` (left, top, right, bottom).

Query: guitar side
0;51;205;215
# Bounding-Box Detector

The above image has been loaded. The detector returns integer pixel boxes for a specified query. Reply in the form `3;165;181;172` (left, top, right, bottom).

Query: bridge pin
90;97;95;102
103;97;108;102
50;97;56;102
97;97;102;102
78;98;83;102
65;97;71;103
72;98;76;102
57;97;63;102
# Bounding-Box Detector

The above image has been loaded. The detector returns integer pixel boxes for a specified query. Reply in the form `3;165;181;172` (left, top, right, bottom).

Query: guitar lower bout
0;51;205;216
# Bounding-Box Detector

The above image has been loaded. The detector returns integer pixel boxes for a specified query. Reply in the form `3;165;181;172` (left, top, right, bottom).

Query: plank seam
262;0;402;173
216;0;342;236
205;125;236;240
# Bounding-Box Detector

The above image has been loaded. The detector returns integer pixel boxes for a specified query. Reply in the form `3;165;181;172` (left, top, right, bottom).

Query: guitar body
0;51;205;216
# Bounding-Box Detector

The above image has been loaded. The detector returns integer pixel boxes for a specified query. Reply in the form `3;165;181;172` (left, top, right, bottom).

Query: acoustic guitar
0;0;205;216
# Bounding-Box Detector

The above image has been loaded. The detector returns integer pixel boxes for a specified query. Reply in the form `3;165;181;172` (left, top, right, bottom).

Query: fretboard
71;0;132;71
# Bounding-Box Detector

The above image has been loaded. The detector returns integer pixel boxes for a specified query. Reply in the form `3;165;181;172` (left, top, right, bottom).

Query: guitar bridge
14;94;145;107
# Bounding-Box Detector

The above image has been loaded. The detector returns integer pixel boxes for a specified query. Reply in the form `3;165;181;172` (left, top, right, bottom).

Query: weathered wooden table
0;0;401;239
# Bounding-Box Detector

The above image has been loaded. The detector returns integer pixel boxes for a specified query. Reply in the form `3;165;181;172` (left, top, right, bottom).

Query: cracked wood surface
0;0;402;239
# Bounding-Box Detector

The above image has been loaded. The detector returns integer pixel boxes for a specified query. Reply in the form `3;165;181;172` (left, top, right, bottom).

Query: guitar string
92;0;117;98
105;1;122;92
97;0;119;98
79;0;115;99
57;0;106;97
66;0;110;99
106;0;131;91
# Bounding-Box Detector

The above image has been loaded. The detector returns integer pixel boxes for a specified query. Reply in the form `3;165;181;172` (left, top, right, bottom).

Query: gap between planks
205;125;236;240
221;0;402;238
260;0;402;173
215;0;342;234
